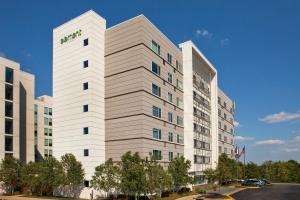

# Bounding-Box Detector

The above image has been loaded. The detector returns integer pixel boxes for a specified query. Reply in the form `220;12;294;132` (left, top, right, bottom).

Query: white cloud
233;120;240;128
259;111;300;123
196;29;212;39
256;139;285;145
283;148;299;153
234;135;254;141
220;38;230;46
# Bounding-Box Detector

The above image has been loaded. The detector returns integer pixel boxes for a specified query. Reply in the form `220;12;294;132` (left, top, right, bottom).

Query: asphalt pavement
232;183;300;200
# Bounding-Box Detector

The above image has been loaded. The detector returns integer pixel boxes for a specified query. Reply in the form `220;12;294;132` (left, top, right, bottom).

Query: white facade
53;10;106;198
180;41;218;183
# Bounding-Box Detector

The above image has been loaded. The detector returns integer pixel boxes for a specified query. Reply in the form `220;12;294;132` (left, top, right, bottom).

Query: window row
218;121;234;134
152;128;184;144
44;128;53;136
152;105;183;126
151;150;180;161
44;149;53;157
151;62;183;91
44;107;53;116
44;139;53;147
44;117;52;126
194;139;210;150
151;83;183;109
194;155;210;164
193;123;210;135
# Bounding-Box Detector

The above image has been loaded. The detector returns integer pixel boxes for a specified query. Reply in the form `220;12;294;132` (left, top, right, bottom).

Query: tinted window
83;39;89;46
5;119;13;134
5;136;13;151
5;84;13;100
5;101;13;117
5;67;14;84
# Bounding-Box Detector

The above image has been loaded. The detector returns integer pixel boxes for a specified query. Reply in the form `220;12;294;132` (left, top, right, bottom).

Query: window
218;121;221;129
83;60;89;68
224;136;227;143
152;150;161;160
152;40;160;55
49;108;52;116
224;113;227;120
44;107;48;115
152;128;161;140
177;98;183;109
5;67;14;84
84;149;89;156
224;102;227;109
168;112;173;123
218;109;221;116
5;119;13;134
176;79;183;90
83;127;89;135
231;129;234;134
169;152;173;161
5;84;13;100
167;92;173;103
176;60;182;72
83;105;89;112
152;106;161;118
218;133;222;141
5;101;13;117
49;118;52;126
224;125;227;131
231;139;233;144
177;116;183;126
83;38;89;46
44;139;49;146
152;62;160;75
44;117;49;126
177;133;184;144
167;72;173;84
168;132;173;142
44;149;49;157
218;97;221;104
49;149;53;157
5;136;13;152
167;53;172;64
44;128;48;136
84;180;89;187
83;82;89;90
152;84;161;97
49;139;53;147
219;146;222;153
224;148;228;154
49;129;52;136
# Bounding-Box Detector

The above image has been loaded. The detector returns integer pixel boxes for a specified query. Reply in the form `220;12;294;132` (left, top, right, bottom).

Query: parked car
241;179;262;186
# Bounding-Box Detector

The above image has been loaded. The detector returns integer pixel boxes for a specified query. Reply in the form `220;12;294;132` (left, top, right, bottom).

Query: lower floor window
153;150;162;160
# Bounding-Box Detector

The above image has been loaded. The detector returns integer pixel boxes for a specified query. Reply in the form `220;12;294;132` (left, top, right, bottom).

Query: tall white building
180;41;218;183
53;10;106;197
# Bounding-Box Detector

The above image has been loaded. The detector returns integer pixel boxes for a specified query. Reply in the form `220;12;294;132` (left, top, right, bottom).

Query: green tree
119;151;147;199
61;153;85;198
0;156;23;194
245;162;260;179
203;168;218;184
217;154;235;184
168;155;192;191
21;161;43;195
39;157;64;195
144;157;172;198
91;158;120;197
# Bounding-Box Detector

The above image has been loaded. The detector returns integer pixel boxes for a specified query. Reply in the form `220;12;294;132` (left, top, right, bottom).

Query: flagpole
243;146;246;179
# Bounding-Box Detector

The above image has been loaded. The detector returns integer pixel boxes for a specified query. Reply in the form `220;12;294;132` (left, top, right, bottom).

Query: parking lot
232;183;300;200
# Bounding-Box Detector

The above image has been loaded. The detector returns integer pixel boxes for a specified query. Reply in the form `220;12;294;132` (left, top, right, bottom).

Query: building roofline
179;40;217;74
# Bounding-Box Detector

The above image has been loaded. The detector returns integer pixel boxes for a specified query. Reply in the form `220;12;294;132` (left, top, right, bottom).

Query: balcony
193;79;210;96
193;92;210;110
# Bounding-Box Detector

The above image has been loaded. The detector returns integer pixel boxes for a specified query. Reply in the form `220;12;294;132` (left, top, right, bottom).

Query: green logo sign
60;29;82;44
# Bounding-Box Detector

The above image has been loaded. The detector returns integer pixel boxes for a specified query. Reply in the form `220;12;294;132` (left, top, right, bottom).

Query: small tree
91;158;120;197
168;156;192;191
21;161;43;195
203;168;217;184
119;151;147;199
61;153;85;198
39;157;64;195
0;156;22;194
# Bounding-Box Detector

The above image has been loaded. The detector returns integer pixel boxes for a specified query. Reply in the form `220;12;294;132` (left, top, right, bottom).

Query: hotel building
0;56;35;163
34;95;53;161
52;10;236;197
218;88;235;158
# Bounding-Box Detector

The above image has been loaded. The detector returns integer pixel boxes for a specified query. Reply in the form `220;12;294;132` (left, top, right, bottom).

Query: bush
195;188;206;194
161;190;172;197
178;187;191;194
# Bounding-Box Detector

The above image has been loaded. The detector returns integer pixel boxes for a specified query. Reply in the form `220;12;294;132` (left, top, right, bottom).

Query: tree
91;158;120;197
168;156;192;191
119;151;147;199
203;168;217;184
217;154;235;184
245;162;260;179
39;157;64;195
0;156;23;194
61;153;85;198
21;161;43;195
144;157;172;198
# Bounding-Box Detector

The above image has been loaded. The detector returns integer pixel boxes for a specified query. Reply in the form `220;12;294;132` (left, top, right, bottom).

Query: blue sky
1;0;300;163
